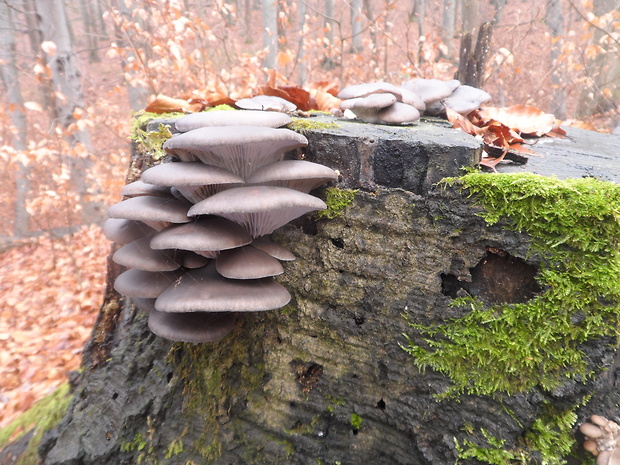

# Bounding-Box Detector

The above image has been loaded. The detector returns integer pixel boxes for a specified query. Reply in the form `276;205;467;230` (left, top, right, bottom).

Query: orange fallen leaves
0;225;107;428
447;104;567;170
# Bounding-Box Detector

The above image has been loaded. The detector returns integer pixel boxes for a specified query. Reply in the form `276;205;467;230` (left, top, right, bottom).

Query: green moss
316;187;358;220
455;402;583;465
0;383;71;465
404;172;620;397
287;117;340;133
402;172;620;464
350;413;363;431
120;433;148;453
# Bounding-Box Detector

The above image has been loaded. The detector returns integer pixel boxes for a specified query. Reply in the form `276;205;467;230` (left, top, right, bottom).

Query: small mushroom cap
581;422;605;439
141;162;243;187
246;160;338;193
590;416;611;428
107;196;192;227
583;439;599;455
121;180;173;198
163;126;308;179
188;186;327;237
337;82;425;111
607;448;620;465
443;85;492;115
378;102;421;124
114;268;181;299
150;216;252;252
354;93;397;109
598;450;612;465
141;162;244;203
339;97;362;110
113;237;182;272
216;246;284;279
102;218;156;244
175;109;292;132
235;95;297;112
252;236;296;261
181;251;211;269
402;78;461;104
155;263;291;313
148;309;236;343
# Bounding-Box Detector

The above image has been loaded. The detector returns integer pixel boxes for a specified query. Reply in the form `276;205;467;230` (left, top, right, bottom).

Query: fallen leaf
479;105;556;136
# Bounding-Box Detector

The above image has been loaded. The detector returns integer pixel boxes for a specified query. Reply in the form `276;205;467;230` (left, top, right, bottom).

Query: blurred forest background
0;0;618;429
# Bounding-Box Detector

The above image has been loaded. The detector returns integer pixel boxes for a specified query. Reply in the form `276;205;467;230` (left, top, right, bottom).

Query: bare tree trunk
455;21;493;87
0;0;30;236
322;0;337;70
461;0;479;36
350;0;362;53
441;0;457;58
545;0;566;119
262;0;278;69
297;0;307;85
80;0;100;63
492;0;506;24
244;0;252;43
34;0;90;146
114;0;150;111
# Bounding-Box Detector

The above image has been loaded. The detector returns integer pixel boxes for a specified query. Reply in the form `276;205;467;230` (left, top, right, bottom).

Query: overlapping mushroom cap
163;126;308;179
580;415;620;465
188;186;327;238
337;81;423;125
175;110;292;132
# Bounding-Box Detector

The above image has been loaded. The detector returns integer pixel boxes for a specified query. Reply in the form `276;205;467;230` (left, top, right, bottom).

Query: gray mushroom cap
337;81;425;111
114;268;181;299
102;218;156;244
107;196;192;231
148;309;237;343
150;216;252;253
163;126;308;179
354;93;397;109
402;78;461;104
377;102;421;125
216;246;284;279
181;251;211;269
141;162;244;203
121;180;173;198
187;186;327;238
246;160;338;193
175;110;292;132
112;236;182;272
155;263;291;313
443;85;492;115
235;95;297;112
251;236;296;261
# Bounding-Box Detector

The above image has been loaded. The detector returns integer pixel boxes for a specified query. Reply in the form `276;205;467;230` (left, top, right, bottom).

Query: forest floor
0;226;108;428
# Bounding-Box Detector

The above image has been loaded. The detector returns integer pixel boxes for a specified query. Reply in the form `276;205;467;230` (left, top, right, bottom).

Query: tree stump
39;116;620;465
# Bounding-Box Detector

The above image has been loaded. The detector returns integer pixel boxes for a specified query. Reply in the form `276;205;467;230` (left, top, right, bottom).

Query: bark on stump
39;117;620;465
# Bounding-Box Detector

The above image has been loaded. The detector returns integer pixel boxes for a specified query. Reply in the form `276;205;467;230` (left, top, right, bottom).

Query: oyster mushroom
155;263;291;313
107;195;192;231
148;310;237;343
163;126;308;179
112;236;182;272
246;160;338;193
187;186;327;238
141;161;244;203
114;268;181;299
216;245;284;279
235;95;297;112
443;85;492;116
175;109;292;132
102;219;156;245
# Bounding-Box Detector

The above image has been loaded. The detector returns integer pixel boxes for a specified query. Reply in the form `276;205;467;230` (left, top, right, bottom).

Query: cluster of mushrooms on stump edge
104;110;338;343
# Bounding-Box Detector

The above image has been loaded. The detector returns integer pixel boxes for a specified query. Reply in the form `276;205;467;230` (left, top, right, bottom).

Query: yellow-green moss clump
287;117;340;133
403;172;620;464
316;188;358;220
0;383;72;465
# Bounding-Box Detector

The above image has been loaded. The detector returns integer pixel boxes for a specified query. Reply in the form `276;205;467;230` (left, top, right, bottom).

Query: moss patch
316;187;358;220
287;117;340;133
404;172;620;397
403;172;620;464
0;383;71;465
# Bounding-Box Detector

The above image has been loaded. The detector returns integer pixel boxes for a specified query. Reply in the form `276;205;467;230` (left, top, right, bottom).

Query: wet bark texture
39;117;620;465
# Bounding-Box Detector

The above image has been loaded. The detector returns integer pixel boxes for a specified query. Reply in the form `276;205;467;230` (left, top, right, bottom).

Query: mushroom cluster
337;79;491;125
580;415;620;465
104;110;338;343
